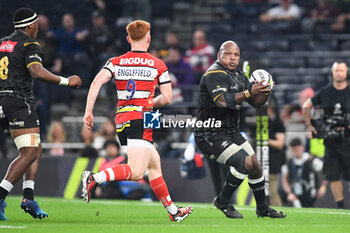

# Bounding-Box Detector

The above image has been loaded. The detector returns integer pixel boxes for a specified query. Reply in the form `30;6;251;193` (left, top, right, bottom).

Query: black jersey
311;84;350;118
0;30;43;103
195;61;250;135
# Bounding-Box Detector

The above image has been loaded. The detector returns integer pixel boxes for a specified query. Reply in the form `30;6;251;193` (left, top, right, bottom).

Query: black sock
218;172;244;204
249;178;268;210
23;188;34;200
0;187;9;200
336;200;344;209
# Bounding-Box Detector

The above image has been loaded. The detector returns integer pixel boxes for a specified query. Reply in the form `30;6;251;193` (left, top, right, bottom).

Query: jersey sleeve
23;41;43;69
157;61;171;85
311;88;324;105
203;71;229;102
103;58;115;78
281;164;288;175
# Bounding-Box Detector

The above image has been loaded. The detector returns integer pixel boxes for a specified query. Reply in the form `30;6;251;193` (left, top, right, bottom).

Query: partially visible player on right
81;20;192;222
303;61;350;209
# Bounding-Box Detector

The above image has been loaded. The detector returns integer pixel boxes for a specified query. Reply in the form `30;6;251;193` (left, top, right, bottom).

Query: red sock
103;164;132;181
150;176;173;207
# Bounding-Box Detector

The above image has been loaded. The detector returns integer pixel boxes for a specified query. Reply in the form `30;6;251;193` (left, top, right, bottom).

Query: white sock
166;204;178;215
0;179;13;193
23;180;35;190
93;172;107;184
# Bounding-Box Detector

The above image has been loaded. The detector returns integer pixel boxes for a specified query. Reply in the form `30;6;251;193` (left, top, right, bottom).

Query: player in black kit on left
0;8;82;221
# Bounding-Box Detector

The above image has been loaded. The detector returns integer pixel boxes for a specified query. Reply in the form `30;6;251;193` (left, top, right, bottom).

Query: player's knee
19;146;38;163
132;176;143;181
131;170;145;181
225;149;250;174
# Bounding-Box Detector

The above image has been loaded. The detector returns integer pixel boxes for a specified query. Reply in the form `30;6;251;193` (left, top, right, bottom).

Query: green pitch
0;196;349;233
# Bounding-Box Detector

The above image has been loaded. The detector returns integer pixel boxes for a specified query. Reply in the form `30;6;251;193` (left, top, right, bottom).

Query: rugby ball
249;69;274;89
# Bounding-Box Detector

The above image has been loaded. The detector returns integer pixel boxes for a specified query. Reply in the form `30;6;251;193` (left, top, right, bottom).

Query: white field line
58;199;350;215
0;226;27;229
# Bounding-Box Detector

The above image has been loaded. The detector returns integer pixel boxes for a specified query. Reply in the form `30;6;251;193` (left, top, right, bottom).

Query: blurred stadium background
0;0;350;209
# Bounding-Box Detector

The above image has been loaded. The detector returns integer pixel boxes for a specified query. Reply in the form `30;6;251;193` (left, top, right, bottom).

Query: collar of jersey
15;30;30;38
130;50;147;53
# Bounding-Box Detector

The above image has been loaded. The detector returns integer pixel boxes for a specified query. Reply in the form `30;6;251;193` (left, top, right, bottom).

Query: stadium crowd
1;0;350;208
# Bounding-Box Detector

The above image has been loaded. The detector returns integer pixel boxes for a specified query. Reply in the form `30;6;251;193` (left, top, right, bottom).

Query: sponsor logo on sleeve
29;54;42;62
212;86;227;93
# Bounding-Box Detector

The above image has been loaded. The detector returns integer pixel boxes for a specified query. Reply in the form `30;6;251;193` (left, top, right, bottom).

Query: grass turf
0;196;349;233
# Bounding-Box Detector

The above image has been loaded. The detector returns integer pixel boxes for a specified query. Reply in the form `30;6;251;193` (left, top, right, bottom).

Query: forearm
269;133;285;150
302;98;314;126
153;94;169;108
84;69;112;114
319;183;326;193
85;80;102;114
235;92;247;104
282;175;293;194
29;64;63;84
303;109;312;126
216;91;247;108
154;83;172;108
269;139;283;150
248;94;268;108
284;185;293;195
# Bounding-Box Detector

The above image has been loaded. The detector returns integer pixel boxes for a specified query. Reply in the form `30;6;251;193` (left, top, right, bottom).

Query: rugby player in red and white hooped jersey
81;20;192;222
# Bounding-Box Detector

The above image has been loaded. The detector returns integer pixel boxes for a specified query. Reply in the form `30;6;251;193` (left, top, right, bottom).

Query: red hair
126;20;150;41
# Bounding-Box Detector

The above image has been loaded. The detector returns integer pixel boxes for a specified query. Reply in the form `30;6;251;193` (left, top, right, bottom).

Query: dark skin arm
28;63;82;87
216;92;246;107
215;81;269;108
247;93;269;108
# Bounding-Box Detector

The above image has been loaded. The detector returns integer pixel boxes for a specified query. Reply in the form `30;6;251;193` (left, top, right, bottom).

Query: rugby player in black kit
194;41;285;218
0;8;82;221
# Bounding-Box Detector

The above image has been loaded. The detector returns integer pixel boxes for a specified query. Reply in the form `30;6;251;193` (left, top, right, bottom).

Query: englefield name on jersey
117;68;152;77
144;111;221;129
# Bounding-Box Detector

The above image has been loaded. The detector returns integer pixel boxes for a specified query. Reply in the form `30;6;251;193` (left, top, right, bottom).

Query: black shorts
194;131;255;162
116;119;153;146
0;96;39;130
323;142;350;181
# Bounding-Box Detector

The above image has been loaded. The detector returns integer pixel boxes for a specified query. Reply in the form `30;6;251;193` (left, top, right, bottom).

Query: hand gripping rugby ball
249;69;274;89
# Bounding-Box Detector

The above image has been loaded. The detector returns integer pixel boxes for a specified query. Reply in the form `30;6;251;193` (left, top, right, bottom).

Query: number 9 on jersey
126;79;136;100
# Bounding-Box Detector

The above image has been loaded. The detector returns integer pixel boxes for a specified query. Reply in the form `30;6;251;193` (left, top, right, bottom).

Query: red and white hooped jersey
103;51;171;124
